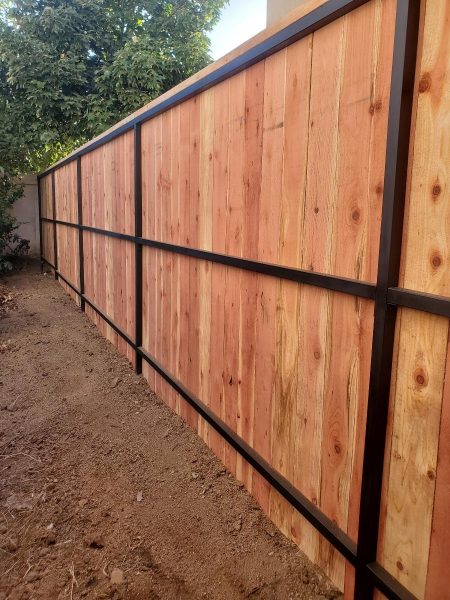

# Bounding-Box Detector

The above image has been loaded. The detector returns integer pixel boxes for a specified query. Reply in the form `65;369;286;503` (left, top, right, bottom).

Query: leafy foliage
0;0;226;267
0;0;227;173
0;172;29;272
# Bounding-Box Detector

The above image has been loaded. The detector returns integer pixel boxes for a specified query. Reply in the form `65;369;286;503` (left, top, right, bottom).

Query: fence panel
37;0;450;598
376;0;450;598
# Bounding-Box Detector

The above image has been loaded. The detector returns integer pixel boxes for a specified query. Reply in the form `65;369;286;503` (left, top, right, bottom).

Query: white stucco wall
266;0;309;25
11;175;40;256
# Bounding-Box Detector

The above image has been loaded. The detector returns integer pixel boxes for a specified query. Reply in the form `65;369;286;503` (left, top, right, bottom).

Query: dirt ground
0;263;342;600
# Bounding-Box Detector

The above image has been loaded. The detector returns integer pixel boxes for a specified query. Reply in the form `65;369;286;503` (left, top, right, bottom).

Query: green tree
0;0;226;266
0;0;226;173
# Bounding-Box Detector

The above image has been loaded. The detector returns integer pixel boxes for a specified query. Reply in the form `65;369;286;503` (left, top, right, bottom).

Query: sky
209;0;267;61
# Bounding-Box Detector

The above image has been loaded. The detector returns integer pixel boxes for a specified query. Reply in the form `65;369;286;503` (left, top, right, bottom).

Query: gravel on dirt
0;263;343;600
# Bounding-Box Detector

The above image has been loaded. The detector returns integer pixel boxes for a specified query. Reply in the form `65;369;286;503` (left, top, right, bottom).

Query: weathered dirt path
0;264;341;600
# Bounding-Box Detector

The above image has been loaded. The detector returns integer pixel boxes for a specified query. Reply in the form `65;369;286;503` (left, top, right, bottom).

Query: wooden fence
38;0;449;598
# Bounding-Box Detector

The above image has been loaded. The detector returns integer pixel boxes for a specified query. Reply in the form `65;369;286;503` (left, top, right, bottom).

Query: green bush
0;173;29;274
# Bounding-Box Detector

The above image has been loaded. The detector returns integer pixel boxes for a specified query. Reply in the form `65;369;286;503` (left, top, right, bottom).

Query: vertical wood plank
209;80;230;461
142;119;157;391
160;111;172;404
320;0;377;589
178;103;193;424
380;310;448;597
171;105;181;414
222;71;246;475
236;60;265;489
128;130;137;365
154;118;162;393
379;1;450;597
294;15;343;578
197;91;214;443
425;330;450;600
187;97;200;431
252;50;286;513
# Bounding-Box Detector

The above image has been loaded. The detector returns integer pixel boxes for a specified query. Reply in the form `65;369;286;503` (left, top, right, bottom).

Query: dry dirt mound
0;264;342;600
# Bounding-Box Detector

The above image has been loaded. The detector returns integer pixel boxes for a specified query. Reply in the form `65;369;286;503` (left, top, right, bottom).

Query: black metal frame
37;1;449;599
51;172;58;280
134;123;143;374
77;157;85;311
355;2;421;597
39;255;435;600
37;178;44;273
387;287;450;319
39;217;376;299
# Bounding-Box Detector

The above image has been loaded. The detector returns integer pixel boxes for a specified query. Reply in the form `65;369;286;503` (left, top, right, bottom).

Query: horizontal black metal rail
367;563;418;600
42;264;355;561
41;255;423;600
42;258;137;347
139;343;358;562
37;0;441;598
388;287;450;319
39;255;420;600
40;216;450;319
40;217;376;299
38;0;371;178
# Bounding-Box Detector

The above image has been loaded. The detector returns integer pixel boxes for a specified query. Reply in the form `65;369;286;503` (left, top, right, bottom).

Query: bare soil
0;263;342;600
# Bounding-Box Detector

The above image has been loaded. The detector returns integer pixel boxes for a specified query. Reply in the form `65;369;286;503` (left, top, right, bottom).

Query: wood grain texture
252;49;286;514
208;80;229;461
39;175;55;274
186;97;201;432
55;224;79;302
221;72;245;476
124;10;389;284
380;309;448;599
139;1;393;590
52;163;80;302
82;132;134;235
41;221;55;266
51;0;331;169
400;0;450;298
54;162;77;223
235;60;265;492
377;0;450;597
44;1;404;595
197;91;214;445
141;117;158;391
83;233;136;364
301;12;345;584
39;175;53;219
79;143;136;365
425;333;450;600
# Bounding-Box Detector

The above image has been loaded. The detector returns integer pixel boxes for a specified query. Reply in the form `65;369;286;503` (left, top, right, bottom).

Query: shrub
0;172;29;274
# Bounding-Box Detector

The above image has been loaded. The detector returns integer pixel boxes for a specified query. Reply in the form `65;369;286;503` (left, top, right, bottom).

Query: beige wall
11;175;40;256
267;0;308;25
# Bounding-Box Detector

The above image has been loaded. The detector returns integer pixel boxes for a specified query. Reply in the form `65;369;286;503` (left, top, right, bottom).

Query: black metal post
354;1;420;598
134;123;143;374
37;176;44;273
77;157;85;311
35;1;429;598
51;171;58;280
43;242;424;599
